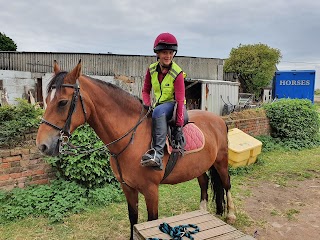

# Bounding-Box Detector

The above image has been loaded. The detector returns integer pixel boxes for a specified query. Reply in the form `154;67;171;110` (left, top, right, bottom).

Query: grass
0;146;320;239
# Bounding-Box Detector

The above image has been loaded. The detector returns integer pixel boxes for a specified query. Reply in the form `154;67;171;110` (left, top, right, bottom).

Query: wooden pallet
133;210;254;240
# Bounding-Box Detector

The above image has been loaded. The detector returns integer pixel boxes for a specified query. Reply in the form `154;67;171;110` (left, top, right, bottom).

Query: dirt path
241;178;320;240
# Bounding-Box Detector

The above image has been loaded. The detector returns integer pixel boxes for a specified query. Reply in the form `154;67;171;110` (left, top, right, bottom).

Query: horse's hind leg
122;185;139;240
197;173;209;211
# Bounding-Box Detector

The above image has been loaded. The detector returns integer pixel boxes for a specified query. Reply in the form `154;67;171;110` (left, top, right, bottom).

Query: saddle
162;122;205;181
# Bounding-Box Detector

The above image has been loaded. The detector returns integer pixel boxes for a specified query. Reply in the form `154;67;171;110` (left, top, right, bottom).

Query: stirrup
141;149;163;170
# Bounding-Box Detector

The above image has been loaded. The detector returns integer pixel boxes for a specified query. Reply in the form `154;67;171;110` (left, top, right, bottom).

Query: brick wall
0;134;56;191
0;117;270;190
225;117;271;136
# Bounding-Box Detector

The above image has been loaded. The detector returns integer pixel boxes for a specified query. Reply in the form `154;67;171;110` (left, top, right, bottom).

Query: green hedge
263;99;320;149
46;124;118;188
0;99;43;148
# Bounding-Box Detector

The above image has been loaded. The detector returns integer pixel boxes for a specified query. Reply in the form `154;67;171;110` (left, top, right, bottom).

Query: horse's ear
53;60;60;75
66;60;82;84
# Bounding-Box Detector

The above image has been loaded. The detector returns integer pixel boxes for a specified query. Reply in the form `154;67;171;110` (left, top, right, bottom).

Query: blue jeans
152;102;175;120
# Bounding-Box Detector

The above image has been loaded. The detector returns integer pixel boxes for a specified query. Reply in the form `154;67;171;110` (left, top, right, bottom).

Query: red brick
22;149;30;155
0;150;11;158
10;148;23;155
29;179;48;185
0;174;10;181
10;172;22;179
22;171;33;177
22;154;30;161
20;160;30;168
29;159;39;165
1;162;10;169
8;167;23;174
3;155;21;162
17;182;25;188
33;169;45;175
30;153;42;159
10;161;21;167
29;147;39;154
0;182;15;190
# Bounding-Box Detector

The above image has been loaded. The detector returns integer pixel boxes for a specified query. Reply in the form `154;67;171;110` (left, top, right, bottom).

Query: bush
263;99;320;149
0;180;124;223
0;99;43;148
46;124;118;188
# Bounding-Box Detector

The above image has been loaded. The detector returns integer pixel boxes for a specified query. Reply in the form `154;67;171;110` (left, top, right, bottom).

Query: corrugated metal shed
0;52;239;115
0;52;223;80
200;80;239;115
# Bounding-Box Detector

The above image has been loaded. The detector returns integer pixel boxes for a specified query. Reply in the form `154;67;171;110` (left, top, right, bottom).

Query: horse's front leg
197;173;209;211
121;184;139;240
143;184;160;221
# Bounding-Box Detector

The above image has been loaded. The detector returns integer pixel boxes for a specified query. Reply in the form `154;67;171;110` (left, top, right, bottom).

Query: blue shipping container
273;70;316;103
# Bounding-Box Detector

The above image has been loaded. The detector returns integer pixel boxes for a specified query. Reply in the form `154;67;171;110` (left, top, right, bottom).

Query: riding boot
141;114;167;171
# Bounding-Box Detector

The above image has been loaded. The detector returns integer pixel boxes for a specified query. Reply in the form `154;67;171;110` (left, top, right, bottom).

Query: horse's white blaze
49;89;56;102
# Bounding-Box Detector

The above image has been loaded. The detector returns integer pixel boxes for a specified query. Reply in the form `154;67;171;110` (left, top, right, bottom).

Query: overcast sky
1;0;319;88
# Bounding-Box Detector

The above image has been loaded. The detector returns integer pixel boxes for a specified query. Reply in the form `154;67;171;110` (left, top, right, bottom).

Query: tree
0;32;17;51
224;43;282;97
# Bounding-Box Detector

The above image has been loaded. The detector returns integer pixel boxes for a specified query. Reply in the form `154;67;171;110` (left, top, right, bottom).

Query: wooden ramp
133;210;254;240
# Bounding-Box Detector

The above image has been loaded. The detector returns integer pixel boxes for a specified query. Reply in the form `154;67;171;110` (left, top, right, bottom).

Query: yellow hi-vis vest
149;61;182;105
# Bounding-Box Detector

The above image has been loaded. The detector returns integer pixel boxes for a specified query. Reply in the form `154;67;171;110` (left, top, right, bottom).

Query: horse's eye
58;100;68;107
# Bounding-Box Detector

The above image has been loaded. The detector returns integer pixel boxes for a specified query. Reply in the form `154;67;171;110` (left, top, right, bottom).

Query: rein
40;79;152;185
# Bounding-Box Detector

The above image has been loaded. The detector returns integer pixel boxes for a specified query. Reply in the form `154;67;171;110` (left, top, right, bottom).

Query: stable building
0;51;239;115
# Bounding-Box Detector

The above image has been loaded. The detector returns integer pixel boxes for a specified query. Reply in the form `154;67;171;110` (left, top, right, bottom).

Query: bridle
40;80;87;152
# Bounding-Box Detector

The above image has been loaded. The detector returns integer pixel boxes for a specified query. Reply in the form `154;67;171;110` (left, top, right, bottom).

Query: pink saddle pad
167;123;205;155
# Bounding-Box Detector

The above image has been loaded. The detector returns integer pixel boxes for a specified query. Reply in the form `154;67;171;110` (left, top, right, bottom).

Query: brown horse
36;61;236;239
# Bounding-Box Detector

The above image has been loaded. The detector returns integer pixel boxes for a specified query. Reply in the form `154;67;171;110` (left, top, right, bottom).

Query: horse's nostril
38;144;48;153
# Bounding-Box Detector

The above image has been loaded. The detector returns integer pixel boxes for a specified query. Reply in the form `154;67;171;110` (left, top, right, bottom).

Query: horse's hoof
226;213;236;224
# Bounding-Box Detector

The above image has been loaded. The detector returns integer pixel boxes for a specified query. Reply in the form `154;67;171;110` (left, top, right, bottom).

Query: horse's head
36;60;87;156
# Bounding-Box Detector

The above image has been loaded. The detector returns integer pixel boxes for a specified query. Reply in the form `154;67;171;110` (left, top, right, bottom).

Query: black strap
161;151;179;182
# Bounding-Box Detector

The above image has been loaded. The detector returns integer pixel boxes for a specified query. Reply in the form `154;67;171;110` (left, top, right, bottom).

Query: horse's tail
208;166;225;215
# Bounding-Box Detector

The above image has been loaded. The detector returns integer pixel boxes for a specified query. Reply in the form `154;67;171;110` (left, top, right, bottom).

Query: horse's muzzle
37;136;60;156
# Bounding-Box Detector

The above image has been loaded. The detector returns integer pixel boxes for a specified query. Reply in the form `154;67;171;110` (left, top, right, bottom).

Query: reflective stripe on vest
149;61;182;105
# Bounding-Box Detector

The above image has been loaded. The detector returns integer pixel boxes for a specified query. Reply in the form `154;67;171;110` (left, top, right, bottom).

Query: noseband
40;80;87;150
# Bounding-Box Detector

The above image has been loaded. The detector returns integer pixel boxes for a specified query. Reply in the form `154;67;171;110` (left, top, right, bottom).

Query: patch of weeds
270;209;280;216
229;165;255;176
0;180;124;224
241;189;252;198
232;210;253;229
286;209;300;220
274;177;289;187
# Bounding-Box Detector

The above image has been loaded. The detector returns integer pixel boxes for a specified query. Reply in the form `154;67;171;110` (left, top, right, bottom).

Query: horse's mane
47;72;143;110
86;75;143;105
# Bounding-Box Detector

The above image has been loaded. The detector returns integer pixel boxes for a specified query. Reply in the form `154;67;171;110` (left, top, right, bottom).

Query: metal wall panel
0;52;223;80
200;80;239;115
